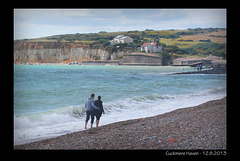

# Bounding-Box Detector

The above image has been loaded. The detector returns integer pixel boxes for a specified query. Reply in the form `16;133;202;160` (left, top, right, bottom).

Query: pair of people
197;65;203;71
85;93;105;129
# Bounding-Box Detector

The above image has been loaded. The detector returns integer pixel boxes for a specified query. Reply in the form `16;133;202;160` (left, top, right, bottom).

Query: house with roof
110;35;133;45
141;42;162;53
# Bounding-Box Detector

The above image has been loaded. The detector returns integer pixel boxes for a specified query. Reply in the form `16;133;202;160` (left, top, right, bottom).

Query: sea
14;65;226;145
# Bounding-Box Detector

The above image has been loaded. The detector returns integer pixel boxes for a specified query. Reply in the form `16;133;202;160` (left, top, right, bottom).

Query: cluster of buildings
110;35;162;53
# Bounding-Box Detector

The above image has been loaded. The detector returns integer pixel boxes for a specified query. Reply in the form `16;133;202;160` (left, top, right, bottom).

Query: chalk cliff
14;42;128;64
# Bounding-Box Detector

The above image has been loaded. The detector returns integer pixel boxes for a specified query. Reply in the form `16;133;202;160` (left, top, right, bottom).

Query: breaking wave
14;85;226;130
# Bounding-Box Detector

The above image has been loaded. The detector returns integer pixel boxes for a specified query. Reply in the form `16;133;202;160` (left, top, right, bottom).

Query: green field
159;38;204;48
160;29;226;48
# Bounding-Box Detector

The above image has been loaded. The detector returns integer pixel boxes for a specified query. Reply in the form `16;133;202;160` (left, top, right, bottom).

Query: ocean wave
14;86;226;131
14;105;85;130
14;93;175;130
208;86;226;94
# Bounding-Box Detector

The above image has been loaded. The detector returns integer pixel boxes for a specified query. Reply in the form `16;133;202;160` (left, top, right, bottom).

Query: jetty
174;63;226;74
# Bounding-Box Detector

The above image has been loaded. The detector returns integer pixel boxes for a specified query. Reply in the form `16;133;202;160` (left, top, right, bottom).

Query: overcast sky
14;9;226;40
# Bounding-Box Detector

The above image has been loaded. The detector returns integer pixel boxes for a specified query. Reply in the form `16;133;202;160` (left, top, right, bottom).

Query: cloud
62;9;91;17
14;9;226;39
181;9;226;28
59;9;123;18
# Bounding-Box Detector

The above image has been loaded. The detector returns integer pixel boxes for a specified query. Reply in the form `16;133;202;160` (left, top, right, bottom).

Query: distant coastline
14;28;226;66
14;59;226;74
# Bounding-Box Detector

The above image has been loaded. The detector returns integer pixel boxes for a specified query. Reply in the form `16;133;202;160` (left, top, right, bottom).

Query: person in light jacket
85;93;99;129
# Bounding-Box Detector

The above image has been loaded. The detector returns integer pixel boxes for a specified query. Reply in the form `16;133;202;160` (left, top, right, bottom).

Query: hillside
160;29;226;48
15;28;226;63
23;28;226;46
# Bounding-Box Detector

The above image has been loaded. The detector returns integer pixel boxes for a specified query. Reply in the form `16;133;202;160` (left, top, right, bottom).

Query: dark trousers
85;111;94;123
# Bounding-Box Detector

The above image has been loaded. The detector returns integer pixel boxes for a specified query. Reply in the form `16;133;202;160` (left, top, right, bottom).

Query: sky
14;9;226;40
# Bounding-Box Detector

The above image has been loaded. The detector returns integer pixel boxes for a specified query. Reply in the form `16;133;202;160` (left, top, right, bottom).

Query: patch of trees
177;39;193;42
162;45;188;55
199;39;211;42
184;42;226;59
160;42;226;59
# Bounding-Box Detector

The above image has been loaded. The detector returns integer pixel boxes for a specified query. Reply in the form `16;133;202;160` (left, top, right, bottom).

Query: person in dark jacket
94;96;105;127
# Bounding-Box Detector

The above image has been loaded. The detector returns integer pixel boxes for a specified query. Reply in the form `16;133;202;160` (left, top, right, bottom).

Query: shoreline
14;97;226;150
13;62;226;74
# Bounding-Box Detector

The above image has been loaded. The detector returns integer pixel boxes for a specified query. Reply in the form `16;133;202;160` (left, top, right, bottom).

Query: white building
110;35;133;45
141;42;162;53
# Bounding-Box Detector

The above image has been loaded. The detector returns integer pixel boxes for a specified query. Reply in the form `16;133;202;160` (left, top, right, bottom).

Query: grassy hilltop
19;28;226;59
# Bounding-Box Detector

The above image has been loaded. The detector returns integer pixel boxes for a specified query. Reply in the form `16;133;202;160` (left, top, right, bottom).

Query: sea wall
120;54;164;66
14;42;128;64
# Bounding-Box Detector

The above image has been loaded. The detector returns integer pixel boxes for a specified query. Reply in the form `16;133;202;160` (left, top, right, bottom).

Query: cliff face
14;42;128;63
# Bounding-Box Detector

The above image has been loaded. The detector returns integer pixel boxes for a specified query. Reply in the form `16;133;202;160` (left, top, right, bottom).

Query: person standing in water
94;96;105;127
85;93;99;129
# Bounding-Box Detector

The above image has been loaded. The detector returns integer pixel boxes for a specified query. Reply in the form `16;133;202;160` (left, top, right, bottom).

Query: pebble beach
14;97;226;150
